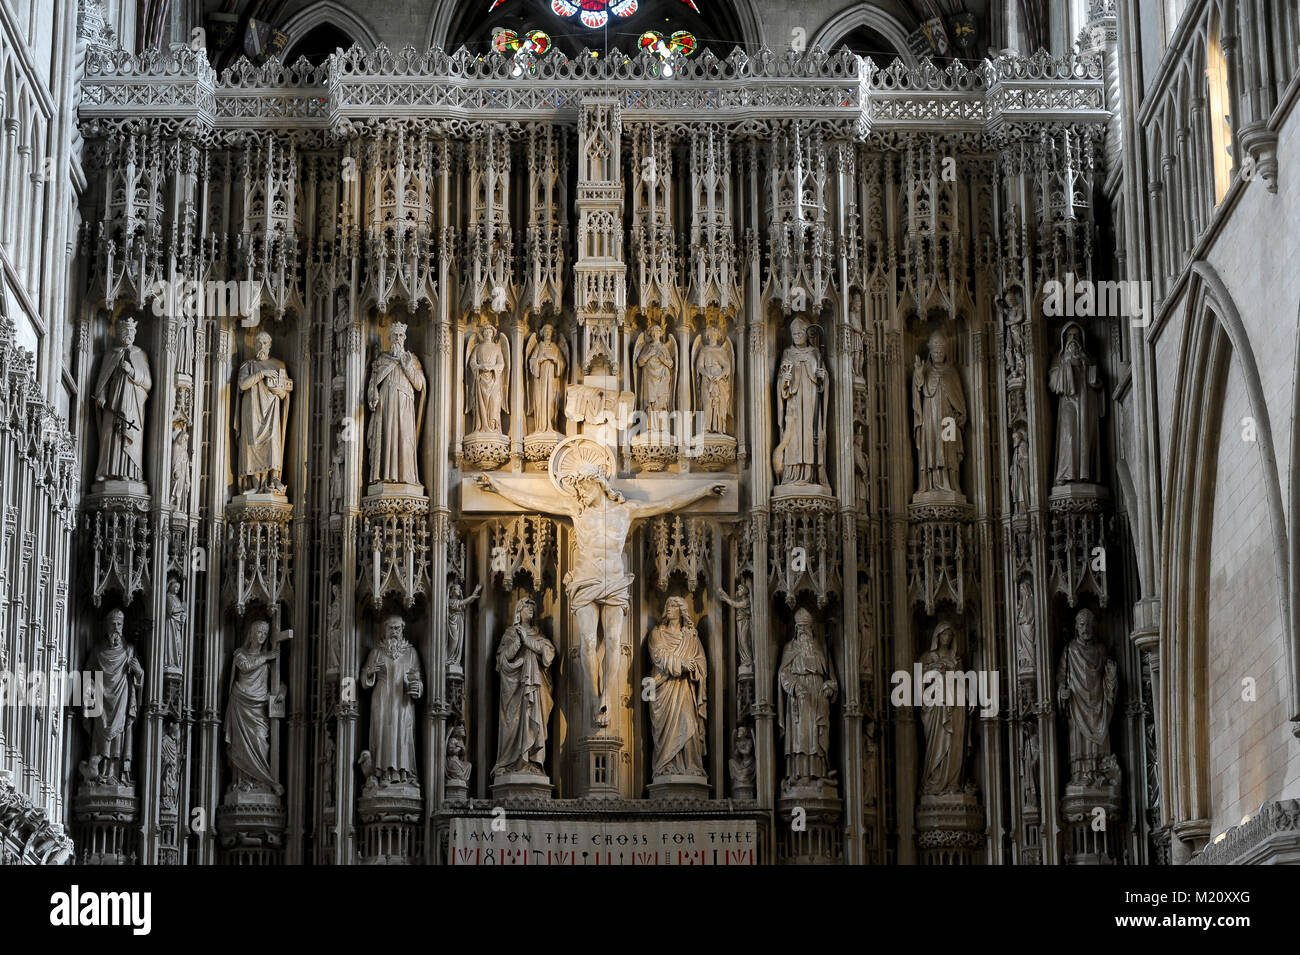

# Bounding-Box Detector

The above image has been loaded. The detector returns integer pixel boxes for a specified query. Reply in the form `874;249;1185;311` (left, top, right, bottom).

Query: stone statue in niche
729;726;756;799
93;316;152;486
853;421;869;503
164;578;185;676
691;321;734;436
160;721;180;814
1057;608;1118;785
359;613;423;788
1048;323;1105;486
234;330;293;495
320;733;337;810
328;436;346;508
918;618;973;796
1009;427;1029;511
633;321;677;430
446;724;471;790
858;583;874;680
446;581;482;678
477;457;725;730
773;317;829;489
912;330;966;500
1015;577;1035;678
525;323;569;435
1001;285;1026;381
647;597;708;780
224;618;283;795
465;320;510;436
169;428;190;509
717;581;753;677
1021;722;1040;808
491;594;555;778
325;583;342;676
778;608;838;786
366;321;426;488
80;608;144;785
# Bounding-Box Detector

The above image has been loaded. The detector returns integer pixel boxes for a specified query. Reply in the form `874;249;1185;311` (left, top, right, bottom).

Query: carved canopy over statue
773;317;828;488
93;317;152;486
366;321;426;487
234;330;292;495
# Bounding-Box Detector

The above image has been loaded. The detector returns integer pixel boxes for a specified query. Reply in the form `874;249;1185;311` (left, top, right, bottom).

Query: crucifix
475;439;726;732
267;605;294;783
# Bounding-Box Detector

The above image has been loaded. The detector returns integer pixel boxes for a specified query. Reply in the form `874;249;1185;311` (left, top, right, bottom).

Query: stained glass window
491;0;700;31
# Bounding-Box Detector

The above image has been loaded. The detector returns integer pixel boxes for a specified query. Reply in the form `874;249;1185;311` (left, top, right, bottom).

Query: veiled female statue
525;323;569;434
224;619;282;794
691;323;734;436
647;597;708;779
465;321;510;436
778;608;837;784
918;619;971;795
492;595;555;777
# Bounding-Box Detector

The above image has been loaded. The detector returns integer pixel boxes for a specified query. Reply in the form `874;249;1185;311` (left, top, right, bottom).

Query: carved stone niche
223;496;293;615
1048;490;1111;608
490;515;556;592
646;514;713;592
85;490;152;607
357;488;431;609
906;502;976;615
769;492;841;608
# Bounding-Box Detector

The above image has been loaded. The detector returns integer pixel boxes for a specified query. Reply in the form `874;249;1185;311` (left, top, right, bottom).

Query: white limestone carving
92;317;152;487
911;331;965;502
491;594;555;777
234;331;292;495
366;322;425;488
647;597;708;780
360;613;423;788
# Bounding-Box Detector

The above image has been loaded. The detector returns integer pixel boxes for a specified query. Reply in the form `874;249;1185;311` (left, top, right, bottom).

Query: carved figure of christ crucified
476;469;725;729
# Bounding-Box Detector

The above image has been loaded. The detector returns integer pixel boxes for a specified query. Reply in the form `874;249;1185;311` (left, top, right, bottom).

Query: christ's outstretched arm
627;482;726;520
475;474;573;517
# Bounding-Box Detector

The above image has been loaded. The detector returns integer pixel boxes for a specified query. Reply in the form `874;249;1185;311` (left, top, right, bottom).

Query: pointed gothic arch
809;2;917;69
281;1;382;53
1160;262;1298;854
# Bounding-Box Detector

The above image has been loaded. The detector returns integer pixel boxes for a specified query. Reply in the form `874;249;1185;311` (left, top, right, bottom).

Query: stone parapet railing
78;44;1107;133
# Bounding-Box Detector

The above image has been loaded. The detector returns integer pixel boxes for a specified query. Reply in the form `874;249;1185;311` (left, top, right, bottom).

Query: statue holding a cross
476;440;725;730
